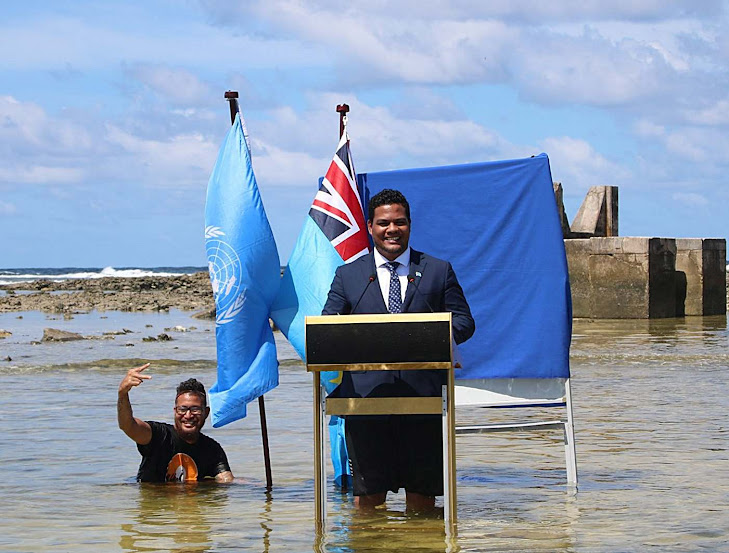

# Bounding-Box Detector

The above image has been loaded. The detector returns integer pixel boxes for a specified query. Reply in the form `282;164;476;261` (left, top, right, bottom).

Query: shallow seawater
1;311;728;552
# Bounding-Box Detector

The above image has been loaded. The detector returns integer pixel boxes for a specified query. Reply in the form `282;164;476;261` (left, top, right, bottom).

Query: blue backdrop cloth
359;153;571;379
204;114;281;427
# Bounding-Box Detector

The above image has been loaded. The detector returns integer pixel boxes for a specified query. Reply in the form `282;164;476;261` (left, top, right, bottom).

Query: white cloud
200;0;724;112
251;141;328;187
633;124;729;164
251;93;516;175
0;14;328;71
171;108;218;120
683;98;729;126
511;31;678;106
256;5;515;85
0;96;96;185
0;201;17;215
202;1;721;25
7;3;725;117
0;96;94;153
634;119;666;138
0;166;85;185
3;4;727;208
104;125;219;187
664;131;709;162
126;64;213;106
672;192;709;207
389;88;465;121
201;93;533;191
0;95;220;189
539;136;630;189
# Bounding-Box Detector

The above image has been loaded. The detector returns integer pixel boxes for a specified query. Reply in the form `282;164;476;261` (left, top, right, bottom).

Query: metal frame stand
313;373;457;534
455;377;578;488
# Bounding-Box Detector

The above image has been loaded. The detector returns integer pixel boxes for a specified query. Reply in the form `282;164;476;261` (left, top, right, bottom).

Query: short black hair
176;378;207;406
368;189;410;222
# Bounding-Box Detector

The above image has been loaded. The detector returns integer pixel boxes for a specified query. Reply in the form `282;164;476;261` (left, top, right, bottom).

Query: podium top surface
305;312;453;371
305;313;451;325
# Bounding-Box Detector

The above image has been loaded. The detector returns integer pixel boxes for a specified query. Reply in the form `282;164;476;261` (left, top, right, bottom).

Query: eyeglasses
175;405;204;415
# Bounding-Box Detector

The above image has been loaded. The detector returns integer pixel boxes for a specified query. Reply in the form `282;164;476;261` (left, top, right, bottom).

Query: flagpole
224;90;274;492
333;102;352;494
336;103;350;139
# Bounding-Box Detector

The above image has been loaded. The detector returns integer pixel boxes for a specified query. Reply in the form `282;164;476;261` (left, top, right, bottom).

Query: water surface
1;312;727;552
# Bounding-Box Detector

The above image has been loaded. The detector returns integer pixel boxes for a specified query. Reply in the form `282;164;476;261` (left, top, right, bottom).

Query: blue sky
2;0;728;267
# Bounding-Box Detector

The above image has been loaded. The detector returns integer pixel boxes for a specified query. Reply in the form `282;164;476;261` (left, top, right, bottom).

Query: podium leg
442;378;457;536
314;373;327;530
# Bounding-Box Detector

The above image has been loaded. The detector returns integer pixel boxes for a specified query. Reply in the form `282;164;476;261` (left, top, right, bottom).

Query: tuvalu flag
270;130;369;364
204;113;280;427
270;128;370;486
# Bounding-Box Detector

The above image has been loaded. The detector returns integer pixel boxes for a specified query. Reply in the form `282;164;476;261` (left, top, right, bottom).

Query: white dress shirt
373;247;410;311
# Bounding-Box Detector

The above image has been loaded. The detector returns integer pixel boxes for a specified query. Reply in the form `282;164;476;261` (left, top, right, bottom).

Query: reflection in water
317;493;451;553
316;489;581;552
120;483;227;553
260;490;273;553
573;314;728;342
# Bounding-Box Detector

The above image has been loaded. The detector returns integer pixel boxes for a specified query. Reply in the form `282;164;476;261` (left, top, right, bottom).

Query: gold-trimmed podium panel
306;313;451;324
305;313;453;368
307;361;452;373
325;397;442;416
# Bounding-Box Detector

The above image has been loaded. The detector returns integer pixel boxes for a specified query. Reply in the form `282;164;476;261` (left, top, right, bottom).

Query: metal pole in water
224;89;274;492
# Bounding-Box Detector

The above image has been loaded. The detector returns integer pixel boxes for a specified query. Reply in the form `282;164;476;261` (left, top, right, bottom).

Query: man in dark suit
323;188;475;510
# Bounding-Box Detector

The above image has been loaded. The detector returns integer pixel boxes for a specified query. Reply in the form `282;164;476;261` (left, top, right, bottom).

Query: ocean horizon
0;265;303;286
2;261;728;286
0;266;208;285
0;265;300;286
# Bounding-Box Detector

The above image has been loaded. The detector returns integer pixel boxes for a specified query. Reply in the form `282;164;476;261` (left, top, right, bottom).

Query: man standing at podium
323;188;475;510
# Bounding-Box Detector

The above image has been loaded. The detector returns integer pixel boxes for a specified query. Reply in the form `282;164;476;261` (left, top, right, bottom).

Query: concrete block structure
570;186;618;238
557;184;726;318
565;237;677;319
552;182;572;238
674;238;727;316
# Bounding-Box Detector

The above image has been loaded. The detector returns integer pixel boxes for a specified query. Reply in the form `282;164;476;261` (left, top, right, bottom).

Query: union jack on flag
308;132;370;263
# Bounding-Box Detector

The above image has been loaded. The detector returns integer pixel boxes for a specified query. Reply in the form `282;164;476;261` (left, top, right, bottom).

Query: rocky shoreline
1;270;726;317
0;272;215;317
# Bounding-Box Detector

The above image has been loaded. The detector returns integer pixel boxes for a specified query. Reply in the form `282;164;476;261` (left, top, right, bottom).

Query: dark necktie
386;262;402;313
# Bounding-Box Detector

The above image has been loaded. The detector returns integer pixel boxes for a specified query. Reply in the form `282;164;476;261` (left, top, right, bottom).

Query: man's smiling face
173;392;209;444
368;203;411;261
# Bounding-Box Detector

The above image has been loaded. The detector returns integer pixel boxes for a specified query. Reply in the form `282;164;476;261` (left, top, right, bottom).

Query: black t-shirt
136;421;231;482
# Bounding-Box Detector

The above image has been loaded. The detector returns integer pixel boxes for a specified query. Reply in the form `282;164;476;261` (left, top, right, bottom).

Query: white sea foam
0;266;198;285
97;266;179;279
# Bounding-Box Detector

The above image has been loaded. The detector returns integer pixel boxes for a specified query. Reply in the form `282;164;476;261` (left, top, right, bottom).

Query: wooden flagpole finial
225;90;239;125
336;103;350;139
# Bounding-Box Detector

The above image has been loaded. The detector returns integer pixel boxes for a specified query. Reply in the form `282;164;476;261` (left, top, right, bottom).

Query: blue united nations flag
204;114;280;427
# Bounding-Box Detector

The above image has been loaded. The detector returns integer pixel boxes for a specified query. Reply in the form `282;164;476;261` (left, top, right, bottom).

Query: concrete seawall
565;237;726;319
566;237;674;318
558;184;726;319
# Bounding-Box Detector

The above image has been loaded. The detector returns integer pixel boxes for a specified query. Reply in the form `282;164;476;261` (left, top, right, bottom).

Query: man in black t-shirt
117;363;234;483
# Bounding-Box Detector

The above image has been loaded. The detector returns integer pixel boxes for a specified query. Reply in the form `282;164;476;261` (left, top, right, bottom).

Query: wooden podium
305;312;458;533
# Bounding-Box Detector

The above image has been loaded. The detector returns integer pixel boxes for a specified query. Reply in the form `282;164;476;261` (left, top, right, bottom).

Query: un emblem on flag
205;226;246;325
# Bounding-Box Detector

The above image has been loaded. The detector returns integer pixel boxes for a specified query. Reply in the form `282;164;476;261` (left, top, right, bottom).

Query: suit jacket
322;249;475;398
